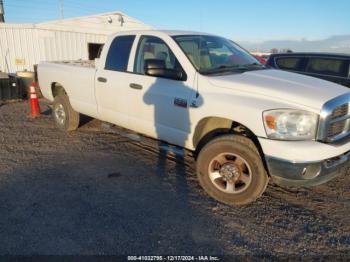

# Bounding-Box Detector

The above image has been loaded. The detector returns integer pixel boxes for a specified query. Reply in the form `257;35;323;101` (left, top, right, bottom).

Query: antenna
59;0;64;19
199;5;203;67
196;6;203;98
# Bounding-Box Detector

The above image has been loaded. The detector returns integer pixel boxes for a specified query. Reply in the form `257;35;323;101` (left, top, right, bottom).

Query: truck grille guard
317;92;350;143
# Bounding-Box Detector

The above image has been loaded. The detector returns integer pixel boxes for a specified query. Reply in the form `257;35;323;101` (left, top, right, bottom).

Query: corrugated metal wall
0;27;107;73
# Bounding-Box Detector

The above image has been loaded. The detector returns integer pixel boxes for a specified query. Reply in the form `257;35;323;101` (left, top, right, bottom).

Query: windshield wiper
200;62;266;75
200;65;246;75
244;62;265;69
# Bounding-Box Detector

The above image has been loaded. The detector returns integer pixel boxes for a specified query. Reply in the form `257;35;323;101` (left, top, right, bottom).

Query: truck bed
38;60;98;118
49;60;95;68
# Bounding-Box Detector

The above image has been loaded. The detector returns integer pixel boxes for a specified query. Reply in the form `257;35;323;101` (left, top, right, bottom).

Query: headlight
263;109;318;140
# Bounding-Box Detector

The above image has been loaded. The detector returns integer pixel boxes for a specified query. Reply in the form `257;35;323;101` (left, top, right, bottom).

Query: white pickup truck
38;30;350;205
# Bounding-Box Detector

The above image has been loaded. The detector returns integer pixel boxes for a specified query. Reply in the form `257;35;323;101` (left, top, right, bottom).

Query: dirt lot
0;100;350;259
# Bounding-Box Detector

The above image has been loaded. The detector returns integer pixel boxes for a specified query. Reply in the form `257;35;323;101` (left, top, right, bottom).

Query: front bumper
265;152;350;186
259;138;350;187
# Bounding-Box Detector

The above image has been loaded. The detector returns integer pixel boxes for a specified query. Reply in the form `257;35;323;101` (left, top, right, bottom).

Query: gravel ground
0;100;349;259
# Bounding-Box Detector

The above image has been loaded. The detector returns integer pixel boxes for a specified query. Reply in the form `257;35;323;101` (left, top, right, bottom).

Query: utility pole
59;0;64;19
0;0;5;23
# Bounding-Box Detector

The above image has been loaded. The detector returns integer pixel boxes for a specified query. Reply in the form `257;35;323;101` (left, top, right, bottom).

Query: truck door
127;35;196;147
95;35;136;129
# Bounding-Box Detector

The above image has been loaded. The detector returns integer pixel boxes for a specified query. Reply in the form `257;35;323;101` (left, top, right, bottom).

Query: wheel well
51;82;66;98
193;117;268;173
193;117;232;152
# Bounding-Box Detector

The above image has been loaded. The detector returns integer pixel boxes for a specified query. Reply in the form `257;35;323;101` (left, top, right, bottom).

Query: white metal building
0;11;152;73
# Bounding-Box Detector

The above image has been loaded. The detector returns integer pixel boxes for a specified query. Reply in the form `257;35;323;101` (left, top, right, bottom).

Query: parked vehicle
266;52;350;87
38;30;350;205
252;55;267;65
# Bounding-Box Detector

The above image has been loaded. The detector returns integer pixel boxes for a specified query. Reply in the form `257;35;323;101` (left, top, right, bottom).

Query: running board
101;123;141;142
101;122;185;157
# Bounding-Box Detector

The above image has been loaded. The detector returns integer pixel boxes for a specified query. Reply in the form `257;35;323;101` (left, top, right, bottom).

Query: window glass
105;35;135;71
173;35;259;73
134;36;183;75
276;57;302;70
306;58;347;77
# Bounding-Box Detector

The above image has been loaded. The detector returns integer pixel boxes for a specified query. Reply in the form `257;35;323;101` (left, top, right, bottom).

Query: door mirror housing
144;59;186;81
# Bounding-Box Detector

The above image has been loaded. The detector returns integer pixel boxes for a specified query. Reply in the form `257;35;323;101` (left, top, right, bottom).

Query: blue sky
4;0;350;42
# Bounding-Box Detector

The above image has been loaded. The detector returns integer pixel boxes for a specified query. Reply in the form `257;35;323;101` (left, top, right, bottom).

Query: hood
208;69;349;110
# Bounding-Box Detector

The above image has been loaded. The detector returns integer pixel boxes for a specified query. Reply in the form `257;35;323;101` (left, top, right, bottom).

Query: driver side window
134;36;183;75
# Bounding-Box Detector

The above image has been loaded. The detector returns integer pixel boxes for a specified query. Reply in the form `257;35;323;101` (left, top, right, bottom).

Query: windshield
173;35;263;75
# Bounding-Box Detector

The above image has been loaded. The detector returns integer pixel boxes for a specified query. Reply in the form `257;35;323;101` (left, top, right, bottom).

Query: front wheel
52;95;80;131
196;135;269;206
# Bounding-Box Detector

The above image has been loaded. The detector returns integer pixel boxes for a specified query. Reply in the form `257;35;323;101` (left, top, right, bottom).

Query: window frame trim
104;35;136;72
133;35;187;81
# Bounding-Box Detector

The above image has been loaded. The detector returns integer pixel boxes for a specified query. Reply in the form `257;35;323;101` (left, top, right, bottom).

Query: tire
52;94;80;131
196;135;269;206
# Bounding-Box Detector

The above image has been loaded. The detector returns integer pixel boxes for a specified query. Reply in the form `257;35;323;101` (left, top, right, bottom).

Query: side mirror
144;59;185;81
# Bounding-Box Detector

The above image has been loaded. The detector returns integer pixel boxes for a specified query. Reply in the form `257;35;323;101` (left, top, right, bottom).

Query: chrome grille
331;104;349;120
317;93;350;143
325;102;350;142
327;121;347;138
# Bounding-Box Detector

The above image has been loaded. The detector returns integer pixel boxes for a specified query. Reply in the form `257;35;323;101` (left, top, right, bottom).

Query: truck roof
159;30;214;36
110;29;215;38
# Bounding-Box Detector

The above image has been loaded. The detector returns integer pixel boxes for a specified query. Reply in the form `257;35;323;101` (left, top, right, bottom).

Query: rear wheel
52;95;79;131
197;135;269;205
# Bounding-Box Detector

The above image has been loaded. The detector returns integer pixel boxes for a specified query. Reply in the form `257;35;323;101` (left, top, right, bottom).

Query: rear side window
306;58;348;77
105;35;136;71
275;57;302;71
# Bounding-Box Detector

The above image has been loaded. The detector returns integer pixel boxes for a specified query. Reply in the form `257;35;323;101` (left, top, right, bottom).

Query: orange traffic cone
29;82;40;118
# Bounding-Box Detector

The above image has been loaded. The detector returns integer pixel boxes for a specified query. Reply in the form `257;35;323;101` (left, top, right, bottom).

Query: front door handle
97;77;107;83
129;83;143;90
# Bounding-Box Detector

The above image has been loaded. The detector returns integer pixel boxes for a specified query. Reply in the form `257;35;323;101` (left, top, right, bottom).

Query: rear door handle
129;83;143;90
97;77;107;83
